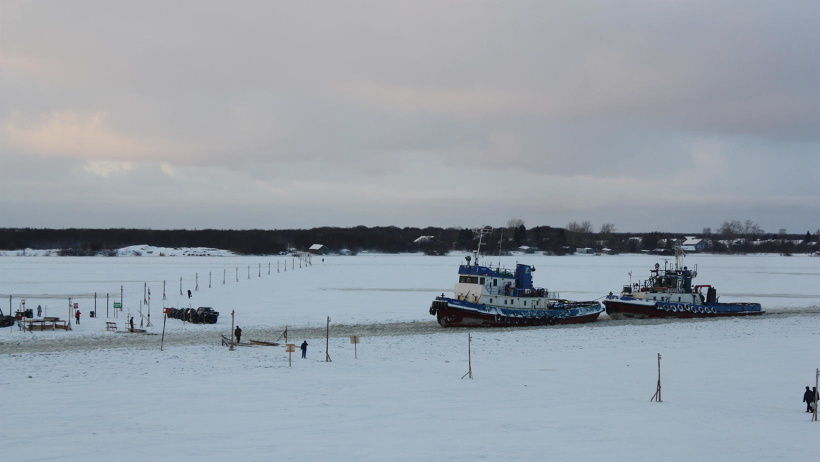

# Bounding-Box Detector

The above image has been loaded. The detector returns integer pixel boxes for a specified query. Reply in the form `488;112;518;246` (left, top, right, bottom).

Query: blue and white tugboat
603;248;764;319
429;231;603;327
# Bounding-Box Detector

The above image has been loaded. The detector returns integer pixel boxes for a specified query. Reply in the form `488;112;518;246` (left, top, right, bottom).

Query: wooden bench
105;322;117;332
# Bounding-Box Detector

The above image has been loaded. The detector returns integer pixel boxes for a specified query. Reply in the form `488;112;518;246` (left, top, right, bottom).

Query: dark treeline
0;226;816;256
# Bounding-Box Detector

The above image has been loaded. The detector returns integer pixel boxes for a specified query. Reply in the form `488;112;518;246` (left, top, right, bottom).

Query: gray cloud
1;0;817;233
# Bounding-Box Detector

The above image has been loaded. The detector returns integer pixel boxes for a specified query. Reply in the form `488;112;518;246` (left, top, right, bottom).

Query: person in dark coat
803;386;814;412
75;309;81;324
300;340;308;358
187;289;192;299
129;316;135;332
234;326;242;343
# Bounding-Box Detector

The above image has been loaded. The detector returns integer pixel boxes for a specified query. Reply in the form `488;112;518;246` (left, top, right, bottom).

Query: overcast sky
1;1;818;234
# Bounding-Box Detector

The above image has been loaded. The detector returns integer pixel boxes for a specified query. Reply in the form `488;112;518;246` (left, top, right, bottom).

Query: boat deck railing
483;285;558;299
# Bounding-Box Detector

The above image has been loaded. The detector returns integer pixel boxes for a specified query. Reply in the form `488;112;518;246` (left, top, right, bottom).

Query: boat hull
603;297;765;319
429;298;603;328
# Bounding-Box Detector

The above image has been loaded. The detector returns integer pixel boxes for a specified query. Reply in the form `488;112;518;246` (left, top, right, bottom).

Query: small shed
309;244;329;255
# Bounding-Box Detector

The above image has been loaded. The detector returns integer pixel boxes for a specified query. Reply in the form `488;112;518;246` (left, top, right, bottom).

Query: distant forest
1;222;817;256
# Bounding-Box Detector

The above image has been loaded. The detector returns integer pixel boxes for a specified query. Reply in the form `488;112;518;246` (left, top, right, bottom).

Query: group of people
803;386;818;413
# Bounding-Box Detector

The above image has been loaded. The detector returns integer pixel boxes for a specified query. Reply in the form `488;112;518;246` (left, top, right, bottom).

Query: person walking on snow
187;289;192;299
803;386;814;412
234;326;242;343
75;309;81;324
300;340;308;358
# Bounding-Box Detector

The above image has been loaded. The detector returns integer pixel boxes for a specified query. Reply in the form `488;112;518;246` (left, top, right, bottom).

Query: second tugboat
429;229;603;327
603;248;765;319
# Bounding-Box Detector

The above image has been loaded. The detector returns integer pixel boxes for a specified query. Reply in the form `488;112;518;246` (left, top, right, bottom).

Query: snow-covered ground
1;252;818;461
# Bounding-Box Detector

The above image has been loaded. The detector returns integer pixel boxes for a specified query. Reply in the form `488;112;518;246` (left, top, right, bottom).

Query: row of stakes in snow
2;255;313;324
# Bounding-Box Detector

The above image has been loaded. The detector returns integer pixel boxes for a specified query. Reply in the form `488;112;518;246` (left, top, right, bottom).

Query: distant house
518;245;535;254
576;247;595;254
681;238;706;252
414;236;435;244
309;244;329;255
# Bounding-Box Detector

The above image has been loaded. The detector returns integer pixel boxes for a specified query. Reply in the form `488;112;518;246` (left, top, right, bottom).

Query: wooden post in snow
325;316;332;362
461;332;473;379
651;353;662;402
276;326;289;344
229;310;236;351
160;308;168;351
813;368;819;422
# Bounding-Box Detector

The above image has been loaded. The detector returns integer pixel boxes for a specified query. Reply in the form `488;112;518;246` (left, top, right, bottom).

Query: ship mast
473;227;491;266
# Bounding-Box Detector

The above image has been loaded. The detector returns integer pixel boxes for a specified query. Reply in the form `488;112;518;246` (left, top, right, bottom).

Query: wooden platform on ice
221;334;253;347
249;339;280;346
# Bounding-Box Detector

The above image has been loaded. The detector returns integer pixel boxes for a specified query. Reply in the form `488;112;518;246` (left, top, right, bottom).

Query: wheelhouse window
459;276;479;284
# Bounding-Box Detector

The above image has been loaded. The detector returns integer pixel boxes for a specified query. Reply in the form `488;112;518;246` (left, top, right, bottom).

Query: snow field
1;253;818;461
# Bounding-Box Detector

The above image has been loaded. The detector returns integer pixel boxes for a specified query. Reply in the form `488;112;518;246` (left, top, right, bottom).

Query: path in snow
3;306;817;355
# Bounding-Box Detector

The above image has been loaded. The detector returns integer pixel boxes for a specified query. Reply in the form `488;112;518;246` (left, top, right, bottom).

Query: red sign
163;308;171;314
73;303;78;309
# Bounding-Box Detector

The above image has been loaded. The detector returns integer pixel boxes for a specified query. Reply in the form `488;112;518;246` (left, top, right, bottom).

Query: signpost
285;344;296;367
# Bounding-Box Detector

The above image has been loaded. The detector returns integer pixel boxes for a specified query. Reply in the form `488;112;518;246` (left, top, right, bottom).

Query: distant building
414;236;435;244
681;238;706;252
309;244;329;255
518;245;535;254
576;247;595;254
